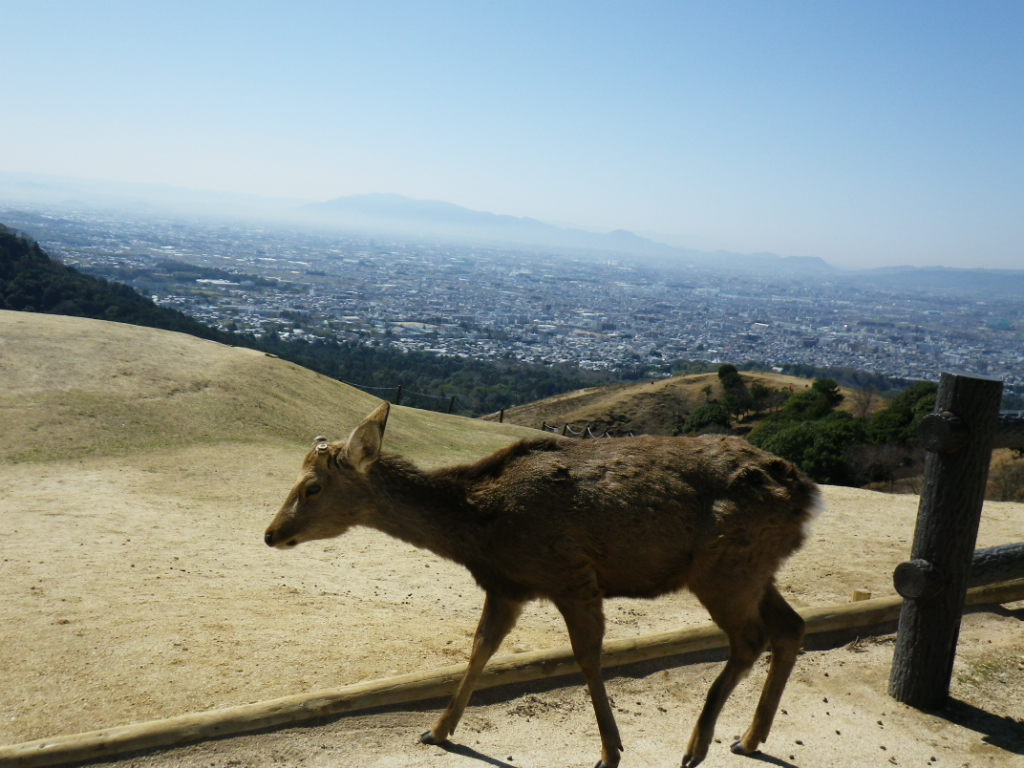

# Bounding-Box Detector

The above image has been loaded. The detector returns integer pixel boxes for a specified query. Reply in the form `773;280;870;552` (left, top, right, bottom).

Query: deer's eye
306;483;322;497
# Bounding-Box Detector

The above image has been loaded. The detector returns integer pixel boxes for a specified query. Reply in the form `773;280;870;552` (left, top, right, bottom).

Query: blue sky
2;1;1022;269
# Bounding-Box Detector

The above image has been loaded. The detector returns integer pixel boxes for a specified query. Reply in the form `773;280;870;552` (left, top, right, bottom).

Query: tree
850;386;879;421
777;386;833;422
716;364;752;419
748;378;863;485
812;378;844;406
868;381;938;445
753;412;866;485
717;364;742;389
679;404;732;434
750;382;787;415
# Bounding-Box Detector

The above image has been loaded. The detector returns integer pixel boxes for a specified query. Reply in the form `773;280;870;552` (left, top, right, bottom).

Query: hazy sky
2;1;1022;269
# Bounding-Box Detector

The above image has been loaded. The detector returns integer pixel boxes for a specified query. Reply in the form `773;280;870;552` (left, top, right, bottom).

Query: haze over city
2;1;1022;270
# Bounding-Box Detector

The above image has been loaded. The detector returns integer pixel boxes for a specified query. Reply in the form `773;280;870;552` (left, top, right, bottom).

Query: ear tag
315;442;330;456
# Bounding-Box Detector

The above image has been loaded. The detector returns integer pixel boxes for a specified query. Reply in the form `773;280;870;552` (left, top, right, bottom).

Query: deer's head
264;401;390;549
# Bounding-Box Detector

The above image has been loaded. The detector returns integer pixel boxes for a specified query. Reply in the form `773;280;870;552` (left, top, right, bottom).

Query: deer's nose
264;530;276;547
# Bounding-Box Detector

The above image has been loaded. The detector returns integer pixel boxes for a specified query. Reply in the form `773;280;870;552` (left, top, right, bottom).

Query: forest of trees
742;374;1022;500
0;224;227;341
746;378;938;486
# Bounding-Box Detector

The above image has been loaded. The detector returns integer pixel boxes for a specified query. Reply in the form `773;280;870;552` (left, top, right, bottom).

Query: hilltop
0;309;536;464
485;369;871;437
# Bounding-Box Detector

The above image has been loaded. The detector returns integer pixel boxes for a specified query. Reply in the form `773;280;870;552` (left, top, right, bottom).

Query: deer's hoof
729;739;760;757
681;754;704;768
419;730;443;746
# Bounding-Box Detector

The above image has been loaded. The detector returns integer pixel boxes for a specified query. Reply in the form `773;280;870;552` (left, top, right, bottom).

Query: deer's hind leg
683;582;769;768
422;592;521;745
731;582;804;757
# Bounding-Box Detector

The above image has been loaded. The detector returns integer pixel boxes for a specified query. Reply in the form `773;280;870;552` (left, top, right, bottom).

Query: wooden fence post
888;372;1003;709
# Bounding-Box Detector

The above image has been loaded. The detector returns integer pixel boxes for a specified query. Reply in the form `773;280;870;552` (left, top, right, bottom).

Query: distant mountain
0;170;302;217
8;175;1018;285
850;265;1024;298
302;193;654;254
306;193;528;226
0;175;834;276
300;193;834;275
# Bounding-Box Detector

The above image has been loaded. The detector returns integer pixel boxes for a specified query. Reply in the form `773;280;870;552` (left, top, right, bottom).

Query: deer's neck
363;455;479;565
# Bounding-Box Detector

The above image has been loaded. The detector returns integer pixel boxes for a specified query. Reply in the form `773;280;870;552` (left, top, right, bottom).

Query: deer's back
454;435;818;600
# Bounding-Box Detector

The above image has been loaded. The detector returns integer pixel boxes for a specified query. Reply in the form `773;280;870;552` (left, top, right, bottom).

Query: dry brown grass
0;309;536;466
988;448;1024;502
486;369;873;436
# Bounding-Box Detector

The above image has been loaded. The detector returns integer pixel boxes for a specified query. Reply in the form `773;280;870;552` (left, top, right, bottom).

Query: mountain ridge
300;193;836;275
5;174;1021;279
6;173;1024;289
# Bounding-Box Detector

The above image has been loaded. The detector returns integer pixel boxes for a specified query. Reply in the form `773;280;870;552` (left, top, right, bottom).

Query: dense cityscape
3;206;1022;398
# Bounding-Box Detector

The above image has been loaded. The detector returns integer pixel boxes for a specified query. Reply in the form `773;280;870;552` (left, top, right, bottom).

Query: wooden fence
888;372;1023;708
540;421;635;439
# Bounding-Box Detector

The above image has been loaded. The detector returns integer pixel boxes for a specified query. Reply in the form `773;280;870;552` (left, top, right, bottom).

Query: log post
888;372;1003;709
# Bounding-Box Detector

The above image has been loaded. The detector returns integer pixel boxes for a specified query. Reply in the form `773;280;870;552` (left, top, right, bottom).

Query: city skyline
2;1;1022;270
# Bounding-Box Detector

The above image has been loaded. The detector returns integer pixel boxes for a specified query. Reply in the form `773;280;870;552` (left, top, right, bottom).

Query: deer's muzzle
264;529;298;548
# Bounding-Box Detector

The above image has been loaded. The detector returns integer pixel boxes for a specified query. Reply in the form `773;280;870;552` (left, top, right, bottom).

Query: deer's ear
344;402;390;473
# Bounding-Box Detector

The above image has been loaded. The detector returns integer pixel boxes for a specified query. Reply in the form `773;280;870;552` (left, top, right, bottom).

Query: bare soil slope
1;310;1021;767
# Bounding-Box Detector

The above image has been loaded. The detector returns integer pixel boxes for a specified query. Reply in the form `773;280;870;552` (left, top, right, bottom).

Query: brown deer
264;401;820;767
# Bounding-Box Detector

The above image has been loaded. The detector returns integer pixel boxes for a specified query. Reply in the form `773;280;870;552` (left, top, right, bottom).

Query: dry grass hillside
2;309;1022;768
0;309;537;465
485;370;870;436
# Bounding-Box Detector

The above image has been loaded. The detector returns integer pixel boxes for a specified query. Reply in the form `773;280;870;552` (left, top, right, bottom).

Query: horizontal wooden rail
2;579;1022;768
968;542;1024;587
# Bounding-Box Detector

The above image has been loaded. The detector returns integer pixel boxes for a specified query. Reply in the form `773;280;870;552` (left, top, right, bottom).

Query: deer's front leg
421;593;521;745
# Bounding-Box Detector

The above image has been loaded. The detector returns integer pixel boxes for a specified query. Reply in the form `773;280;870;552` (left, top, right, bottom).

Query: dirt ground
2;451;1023;767
65;610;1024;768
2;311;1023;767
